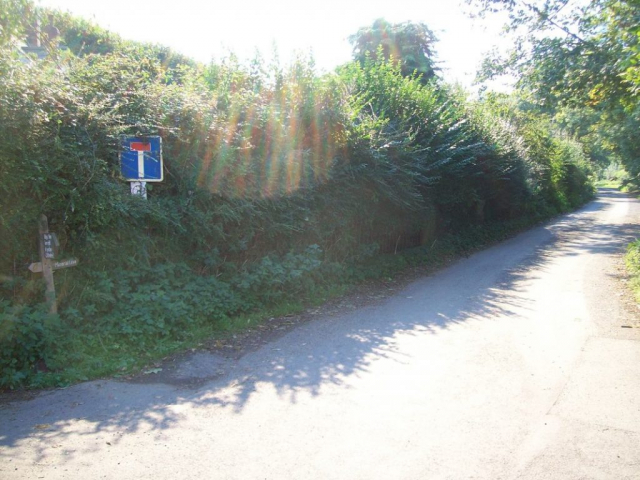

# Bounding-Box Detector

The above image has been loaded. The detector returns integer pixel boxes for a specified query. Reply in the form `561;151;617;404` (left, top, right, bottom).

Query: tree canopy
467;0;640;181
349;18;439;82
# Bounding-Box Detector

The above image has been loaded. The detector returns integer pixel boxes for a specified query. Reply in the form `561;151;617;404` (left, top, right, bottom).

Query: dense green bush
0;301;69;387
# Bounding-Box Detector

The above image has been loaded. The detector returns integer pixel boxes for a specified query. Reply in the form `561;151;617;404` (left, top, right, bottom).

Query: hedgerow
0;7;595;388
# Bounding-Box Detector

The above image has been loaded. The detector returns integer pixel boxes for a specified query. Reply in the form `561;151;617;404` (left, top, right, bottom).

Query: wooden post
38;215;57;314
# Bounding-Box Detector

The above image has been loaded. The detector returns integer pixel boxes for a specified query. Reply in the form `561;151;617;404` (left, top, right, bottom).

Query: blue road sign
120;136;163;182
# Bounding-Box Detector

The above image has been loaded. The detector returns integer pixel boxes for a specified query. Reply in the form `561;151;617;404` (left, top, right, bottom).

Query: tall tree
349;18;439;83
468;0;640;181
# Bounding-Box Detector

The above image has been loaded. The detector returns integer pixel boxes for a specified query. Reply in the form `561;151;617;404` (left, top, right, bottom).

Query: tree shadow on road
1;189;638;463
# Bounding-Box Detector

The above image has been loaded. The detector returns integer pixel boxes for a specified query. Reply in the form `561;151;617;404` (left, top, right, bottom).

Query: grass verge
625;239;640;303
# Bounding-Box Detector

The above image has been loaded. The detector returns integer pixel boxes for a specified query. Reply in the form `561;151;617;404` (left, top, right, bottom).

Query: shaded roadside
1;190;637;466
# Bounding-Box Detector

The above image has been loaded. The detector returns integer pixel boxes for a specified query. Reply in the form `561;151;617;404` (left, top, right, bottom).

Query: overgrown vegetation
0;3;596;389
626;239;640;302
466;0;640;308
467;0;639;185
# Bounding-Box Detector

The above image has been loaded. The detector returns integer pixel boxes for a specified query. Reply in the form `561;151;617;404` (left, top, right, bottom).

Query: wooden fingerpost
38;214;57;314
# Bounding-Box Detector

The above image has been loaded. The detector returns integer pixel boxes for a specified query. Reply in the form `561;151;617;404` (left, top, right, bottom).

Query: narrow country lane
1;189;640;480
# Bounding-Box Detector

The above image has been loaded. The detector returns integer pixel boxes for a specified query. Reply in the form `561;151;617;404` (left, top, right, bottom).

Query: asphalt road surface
2;189;640;479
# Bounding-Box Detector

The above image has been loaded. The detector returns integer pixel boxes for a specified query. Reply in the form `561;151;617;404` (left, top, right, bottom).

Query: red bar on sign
130;142;151;151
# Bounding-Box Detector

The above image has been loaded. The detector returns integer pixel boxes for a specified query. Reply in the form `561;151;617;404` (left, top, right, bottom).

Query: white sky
36;0;512;90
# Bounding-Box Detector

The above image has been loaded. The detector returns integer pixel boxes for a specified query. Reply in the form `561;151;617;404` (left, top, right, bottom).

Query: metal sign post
120;136;163;198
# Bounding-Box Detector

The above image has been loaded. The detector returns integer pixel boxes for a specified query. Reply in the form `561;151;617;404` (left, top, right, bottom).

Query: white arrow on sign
28;262;42;273
29;258;79;273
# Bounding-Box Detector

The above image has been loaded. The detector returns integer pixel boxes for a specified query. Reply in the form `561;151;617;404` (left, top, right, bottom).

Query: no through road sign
120;136;163;182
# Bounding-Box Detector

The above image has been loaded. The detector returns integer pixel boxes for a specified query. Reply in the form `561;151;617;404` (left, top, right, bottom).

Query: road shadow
1;189;639;463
